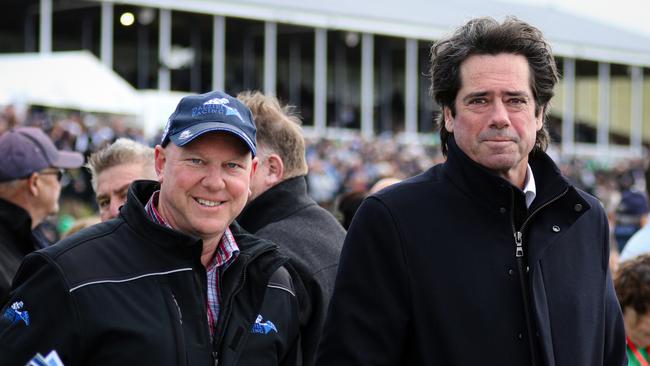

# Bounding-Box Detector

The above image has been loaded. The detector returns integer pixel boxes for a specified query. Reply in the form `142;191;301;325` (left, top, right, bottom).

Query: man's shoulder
42;220;123;260
571;186;606;214
34;218;185;292
371;165;446;204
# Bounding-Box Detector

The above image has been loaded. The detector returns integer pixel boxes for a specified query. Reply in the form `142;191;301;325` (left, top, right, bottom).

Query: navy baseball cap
0;127;84;182
160;91;257;156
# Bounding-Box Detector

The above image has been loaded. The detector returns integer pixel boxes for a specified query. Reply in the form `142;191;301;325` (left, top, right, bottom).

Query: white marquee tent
0;51;141;115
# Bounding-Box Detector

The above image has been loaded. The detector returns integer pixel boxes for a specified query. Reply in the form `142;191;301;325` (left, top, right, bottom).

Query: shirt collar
523;164;536;208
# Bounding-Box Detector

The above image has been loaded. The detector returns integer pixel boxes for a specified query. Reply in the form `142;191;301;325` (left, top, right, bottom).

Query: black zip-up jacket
0;199;38;304
0;180;301;366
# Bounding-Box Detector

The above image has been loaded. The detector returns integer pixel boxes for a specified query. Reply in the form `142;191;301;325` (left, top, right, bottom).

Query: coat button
552;225;560;233
517;332;523;340
507;268;514;276
574;203;583;212
499;207;506;214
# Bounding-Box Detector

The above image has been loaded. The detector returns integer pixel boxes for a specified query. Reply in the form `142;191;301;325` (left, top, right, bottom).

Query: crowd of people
4;103;647;242
1;16;650;366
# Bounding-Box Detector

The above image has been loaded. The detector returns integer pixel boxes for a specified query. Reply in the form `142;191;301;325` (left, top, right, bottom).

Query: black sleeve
0;253;81;366
316;197;410;366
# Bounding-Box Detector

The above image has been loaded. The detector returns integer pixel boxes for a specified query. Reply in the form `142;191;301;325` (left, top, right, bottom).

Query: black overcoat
317;139;626;366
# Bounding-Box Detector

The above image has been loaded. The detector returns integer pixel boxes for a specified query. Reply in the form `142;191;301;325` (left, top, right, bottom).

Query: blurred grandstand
1;0;649;238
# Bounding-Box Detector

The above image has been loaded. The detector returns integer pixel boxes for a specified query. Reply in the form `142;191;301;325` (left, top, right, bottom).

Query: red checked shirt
144;191;240;340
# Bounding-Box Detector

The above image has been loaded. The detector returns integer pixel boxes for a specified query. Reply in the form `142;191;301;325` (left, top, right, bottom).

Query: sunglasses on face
39;169;64;182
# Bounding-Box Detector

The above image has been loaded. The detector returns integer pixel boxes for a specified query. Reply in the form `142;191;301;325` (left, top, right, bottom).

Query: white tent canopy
0;51;141;115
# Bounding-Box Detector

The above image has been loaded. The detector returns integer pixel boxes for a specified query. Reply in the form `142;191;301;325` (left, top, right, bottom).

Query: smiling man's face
155;132;256;244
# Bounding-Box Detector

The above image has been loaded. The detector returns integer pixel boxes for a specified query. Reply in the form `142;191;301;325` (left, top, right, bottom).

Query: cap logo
204;97;230;106
192;98;244;122
178;129;193;140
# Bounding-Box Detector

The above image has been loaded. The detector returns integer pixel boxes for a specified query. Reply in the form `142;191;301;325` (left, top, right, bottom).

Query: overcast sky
505;0;650;36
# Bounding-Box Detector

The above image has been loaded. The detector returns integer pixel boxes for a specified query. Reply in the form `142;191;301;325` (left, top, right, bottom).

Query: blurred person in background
61;216;101;239
237;91;345;366
615;254;650;365
0;91;301;365
86;138;157;221
336;190;366;230
317;17;625;365
619;164;650;262
0;127;83;303
615;170;649;252
368;177;402;195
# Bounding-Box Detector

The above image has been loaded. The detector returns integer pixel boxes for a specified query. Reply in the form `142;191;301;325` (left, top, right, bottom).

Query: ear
535;107;544;131
250;156;259;179
264;154;284;186
443;106;454;132
27;173;39;196
154;145;166;183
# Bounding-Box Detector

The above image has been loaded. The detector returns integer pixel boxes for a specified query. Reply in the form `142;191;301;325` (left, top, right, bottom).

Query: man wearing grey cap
0;127;84;303
0;91;301;366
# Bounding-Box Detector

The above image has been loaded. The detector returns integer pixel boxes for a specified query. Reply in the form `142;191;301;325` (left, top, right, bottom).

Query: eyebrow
113;183;131;195
96;182;131;202
462;90;530;103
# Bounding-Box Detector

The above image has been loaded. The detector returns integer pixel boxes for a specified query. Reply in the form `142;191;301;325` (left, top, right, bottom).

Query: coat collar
237;176;315;233
443;137;573;211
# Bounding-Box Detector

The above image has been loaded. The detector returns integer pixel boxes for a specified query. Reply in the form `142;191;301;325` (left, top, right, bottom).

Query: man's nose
202;166;227;190
489;100;511;128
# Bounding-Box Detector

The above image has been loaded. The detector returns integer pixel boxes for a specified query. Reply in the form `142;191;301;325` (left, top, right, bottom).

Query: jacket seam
267;283;296;297
310;262;338;277
69;268;193;292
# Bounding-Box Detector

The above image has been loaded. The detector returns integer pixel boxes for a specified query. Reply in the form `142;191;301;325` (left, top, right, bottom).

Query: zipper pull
514;231;524;257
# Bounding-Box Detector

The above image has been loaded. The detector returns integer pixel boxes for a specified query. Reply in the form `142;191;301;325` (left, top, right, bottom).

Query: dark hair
615;254;650;316
429;16;559;156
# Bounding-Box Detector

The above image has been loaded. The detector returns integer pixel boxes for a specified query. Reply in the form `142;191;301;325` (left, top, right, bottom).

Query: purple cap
0;127;85;182
160;91;257;156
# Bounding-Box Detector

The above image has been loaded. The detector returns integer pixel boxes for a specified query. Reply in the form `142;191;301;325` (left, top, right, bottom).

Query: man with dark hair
0;127;84;303
317;17;626;365
0;91;301;365
237;91;345;366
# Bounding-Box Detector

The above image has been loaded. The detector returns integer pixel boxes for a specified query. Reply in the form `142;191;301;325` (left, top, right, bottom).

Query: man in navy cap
0;127;84;303
0;91;301;366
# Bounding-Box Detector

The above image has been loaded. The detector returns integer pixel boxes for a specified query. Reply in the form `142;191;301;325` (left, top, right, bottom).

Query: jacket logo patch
251;314;277;334
3;301;30;326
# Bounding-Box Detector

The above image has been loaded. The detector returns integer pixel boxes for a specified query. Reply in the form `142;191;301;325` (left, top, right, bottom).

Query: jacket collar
443;137;572;211
0;198;37;255
237;176;314;233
